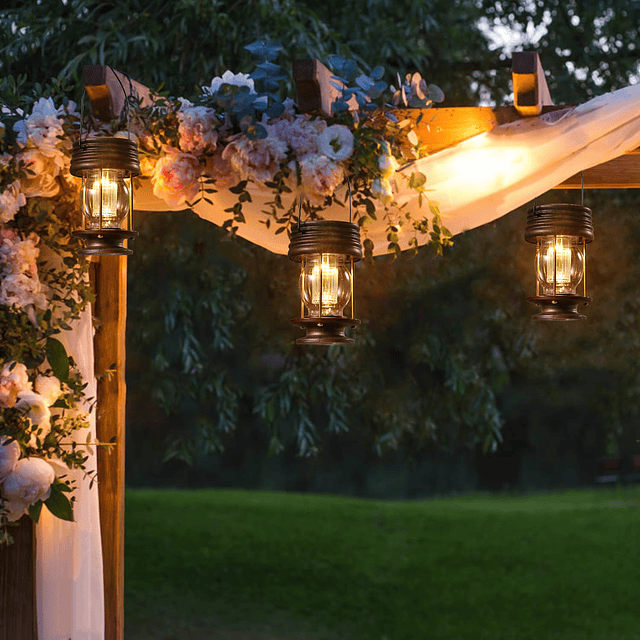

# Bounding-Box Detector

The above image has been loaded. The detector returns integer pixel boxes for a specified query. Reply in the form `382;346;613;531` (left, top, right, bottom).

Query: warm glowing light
300;253;351;317
82;169;130;228
536;235;584;295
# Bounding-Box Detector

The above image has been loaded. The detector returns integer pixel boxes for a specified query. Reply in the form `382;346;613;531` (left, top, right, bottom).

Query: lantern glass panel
81;168;130;229
536;235;584;295
300;253;351;317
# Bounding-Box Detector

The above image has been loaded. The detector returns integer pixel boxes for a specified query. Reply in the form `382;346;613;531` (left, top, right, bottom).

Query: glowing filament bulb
536;235;584;295
311;255;339;306
82;168;130;228
300;253;351;317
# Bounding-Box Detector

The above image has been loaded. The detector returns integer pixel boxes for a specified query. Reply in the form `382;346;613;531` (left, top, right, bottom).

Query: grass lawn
125;486;640;640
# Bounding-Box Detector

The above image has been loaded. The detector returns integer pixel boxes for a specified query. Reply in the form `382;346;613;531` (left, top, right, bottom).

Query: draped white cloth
36;305;104;640
134;82;640;254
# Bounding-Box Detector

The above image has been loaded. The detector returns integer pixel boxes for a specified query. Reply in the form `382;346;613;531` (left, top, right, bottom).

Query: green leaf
46;337;69;382
44;484;74;522
28;501;43;523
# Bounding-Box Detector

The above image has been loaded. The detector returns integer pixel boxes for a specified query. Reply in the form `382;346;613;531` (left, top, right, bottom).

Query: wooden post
0;520;37;640
82;65;149;640
93;255;128;640
512;51;554;117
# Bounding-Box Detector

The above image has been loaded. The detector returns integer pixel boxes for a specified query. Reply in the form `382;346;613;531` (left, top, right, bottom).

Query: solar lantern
524;203;594;320
70;136;140;256
288;219;363;345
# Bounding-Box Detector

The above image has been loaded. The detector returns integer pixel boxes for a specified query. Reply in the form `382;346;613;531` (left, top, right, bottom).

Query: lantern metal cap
73;229;138;256
288;220;363;261
70;137;141;177
290;316;360;345
524;203;594;243
527;294;590;321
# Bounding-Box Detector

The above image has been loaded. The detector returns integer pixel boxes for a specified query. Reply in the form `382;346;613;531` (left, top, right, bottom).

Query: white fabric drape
36;305;104;640
134;82;640;255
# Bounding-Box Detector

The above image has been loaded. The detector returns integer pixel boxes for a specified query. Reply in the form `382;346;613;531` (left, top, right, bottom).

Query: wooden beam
0;519;37;640
93;256;128;640
555;153;640;189
83;66;154;122
512;51;554;116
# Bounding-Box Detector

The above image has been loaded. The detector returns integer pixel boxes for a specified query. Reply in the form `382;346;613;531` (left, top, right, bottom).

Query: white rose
203;70;256;95
0;438;20;480
0;180;27;224
2;457;55;514
318;125;354;162
18;148;64;198
378;154;400;179
35;375;62;407
371;177;394;204
15;391;52;445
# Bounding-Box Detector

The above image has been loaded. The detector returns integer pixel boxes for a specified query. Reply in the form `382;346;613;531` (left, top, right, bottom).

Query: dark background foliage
2;0;640;496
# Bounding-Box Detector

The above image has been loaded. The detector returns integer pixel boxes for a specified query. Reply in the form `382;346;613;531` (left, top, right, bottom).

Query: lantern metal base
73;229;138;256
290;316;360;345
527;295;590;321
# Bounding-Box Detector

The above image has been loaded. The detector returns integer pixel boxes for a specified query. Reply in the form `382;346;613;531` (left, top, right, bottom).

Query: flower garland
0;96;94;545
132;43;451;256
0;42;450;545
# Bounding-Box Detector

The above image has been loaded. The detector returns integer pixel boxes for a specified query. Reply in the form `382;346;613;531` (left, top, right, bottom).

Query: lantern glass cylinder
300;253;352;317
81;168;131;230
536;235;584;295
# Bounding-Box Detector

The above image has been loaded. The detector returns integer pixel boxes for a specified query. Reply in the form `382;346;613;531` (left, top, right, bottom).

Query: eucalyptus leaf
46;337;69;382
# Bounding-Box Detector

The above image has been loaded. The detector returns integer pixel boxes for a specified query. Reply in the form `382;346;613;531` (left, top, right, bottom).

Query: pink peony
221;129;287;185
151;150;203;207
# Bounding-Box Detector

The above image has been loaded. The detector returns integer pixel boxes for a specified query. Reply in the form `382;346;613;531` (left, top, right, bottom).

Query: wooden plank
512;51;554;116
555;153;640;189
94;255;128;640
0;519;37;640
83;66;154;122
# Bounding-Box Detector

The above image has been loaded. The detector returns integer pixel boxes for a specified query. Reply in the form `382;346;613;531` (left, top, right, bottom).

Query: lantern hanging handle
581;171;584;206
79;91;87;143
107;65;134;140
347;177;352;224
297;196;302;231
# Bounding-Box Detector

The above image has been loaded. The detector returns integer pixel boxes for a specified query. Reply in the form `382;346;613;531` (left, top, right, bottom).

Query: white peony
298;154;345;206
203;71;256;95
378;154;400;179
0;438;20;480
371;177;394;204
13;97;65;156
318;125;354;162
2;457;55;521
0;362;31;395
151;150;203;207
221;129;287;185
15;391;52;445
35;374;62;407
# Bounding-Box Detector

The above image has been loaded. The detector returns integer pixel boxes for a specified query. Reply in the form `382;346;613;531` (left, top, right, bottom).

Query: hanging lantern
288;220;363;345
70;137;140;255
524;203;594;321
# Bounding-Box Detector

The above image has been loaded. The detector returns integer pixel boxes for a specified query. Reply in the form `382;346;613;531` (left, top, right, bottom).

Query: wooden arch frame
2;51;640;640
